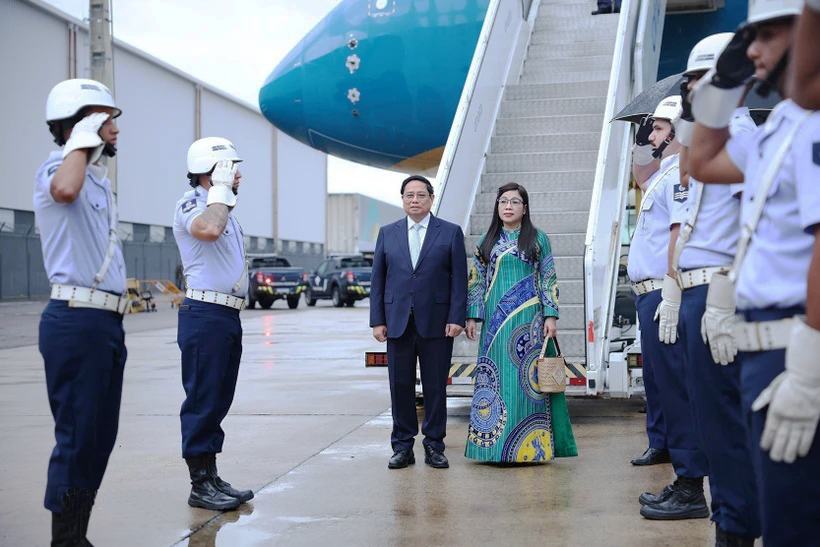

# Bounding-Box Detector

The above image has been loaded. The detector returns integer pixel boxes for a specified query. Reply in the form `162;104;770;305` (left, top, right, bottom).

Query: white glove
676;119;695;147
63;112;109;164
700;271;738;365
752;318;820;463
206;159;238;208
632;144;655;166
654;275;681;344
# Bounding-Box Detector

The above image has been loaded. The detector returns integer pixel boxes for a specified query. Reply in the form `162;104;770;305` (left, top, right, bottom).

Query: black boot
52;489;95;547
639;477;678;506
206;454;254;503
715;525;756;547
185;455;240;511
639;476;710;520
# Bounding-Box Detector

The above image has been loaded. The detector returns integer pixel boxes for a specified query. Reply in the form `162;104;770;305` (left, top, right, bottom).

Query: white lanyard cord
728;110;812;283
91;184;118;290
631;160;679;243
230;216;247;293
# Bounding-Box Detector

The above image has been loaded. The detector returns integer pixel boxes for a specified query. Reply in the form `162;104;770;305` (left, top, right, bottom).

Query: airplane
258;0;748;174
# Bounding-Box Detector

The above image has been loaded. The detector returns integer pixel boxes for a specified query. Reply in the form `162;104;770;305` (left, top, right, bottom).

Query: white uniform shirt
726;100;820;310
628;155;689;282
33;151;127;294
173;187;248;297
407;212;430;248
679;108;758;269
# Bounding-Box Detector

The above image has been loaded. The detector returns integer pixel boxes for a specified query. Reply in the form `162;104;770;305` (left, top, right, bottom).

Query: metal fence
0;223;180;300
0;224;49;300
0;223;325;301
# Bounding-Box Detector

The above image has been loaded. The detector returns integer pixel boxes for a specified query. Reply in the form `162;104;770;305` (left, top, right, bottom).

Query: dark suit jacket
369;214;467;339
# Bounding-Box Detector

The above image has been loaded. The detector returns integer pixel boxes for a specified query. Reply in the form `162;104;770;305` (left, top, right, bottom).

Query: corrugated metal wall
326;194;403;254
277;131;327;243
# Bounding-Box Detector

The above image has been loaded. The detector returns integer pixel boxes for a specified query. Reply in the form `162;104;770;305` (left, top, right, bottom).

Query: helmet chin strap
102;143;117;158
652;129;676;159
756;49;789;98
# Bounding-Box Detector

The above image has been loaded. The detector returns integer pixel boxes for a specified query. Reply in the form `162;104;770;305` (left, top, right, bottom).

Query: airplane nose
259;46;308;146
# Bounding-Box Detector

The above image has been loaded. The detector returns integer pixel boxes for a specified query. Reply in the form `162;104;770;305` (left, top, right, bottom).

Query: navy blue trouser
636;291;708;477
178;298;242;458
39;300;126;513
739;307;820;546
634;292;667;451
680;285;760;537
387;314;452;453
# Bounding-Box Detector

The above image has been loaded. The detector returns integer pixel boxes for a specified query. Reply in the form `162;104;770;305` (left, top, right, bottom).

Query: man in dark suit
370;175;467;469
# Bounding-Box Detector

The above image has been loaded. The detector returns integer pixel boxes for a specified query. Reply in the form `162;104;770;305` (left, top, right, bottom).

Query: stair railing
583;0;667;395
433;0;539;230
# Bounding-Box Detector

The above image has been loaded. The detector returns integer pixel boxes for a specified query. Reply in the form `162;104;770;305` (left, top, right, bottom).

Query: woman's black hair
478;182;539;264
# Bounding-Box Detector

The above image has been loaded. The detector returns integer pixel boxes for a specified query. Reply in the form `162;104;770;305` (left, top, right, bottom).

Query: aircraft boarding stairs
437;0;666;397
464;2;618;394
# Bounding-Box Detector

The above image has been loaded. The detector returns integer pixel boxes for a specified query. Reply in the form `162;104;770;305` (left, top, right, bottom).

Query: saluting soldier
35;78;129;545
689;1;820;543
672;32;761;546
627;96;709;521
173;137;253;511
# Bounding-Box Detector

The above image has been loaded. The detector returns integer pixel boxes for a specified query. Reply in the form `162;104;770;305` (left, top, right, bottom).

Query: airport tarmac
0;299;717;546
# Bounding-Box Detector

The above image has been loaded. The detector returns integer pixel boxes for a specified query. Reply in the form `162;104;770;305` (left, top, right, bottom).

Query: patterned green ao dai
464;228;577;463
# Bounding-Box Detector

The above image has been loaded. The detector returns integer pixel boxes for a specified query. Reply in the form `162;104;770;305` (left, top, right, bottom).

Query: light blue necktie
409;223;421;269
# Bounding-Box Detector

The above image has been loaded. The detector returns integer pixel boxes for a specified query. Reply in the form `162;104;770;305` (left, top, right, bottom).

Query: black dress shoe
716;525;756;547
631;447;671;466
639;478;678;506
388;449;415;469
640;476;709;520
424;446;449;468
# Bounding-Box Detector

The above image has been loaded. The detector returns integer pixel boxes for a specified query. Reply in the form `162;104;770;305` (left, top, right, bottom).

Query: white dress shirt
407;213;431;250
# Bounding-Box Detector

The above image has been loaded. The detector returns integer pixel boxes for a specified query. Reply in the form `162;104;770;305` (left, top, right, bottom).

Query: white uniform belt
186;288;245;310
631;279;663;295
678;266;730;290
733;317;799;352
51;284;129;315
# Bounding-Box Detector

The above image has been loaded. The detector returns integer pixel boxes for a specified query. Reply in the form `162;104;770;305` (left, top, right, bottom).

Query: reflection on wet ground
1;302;717;546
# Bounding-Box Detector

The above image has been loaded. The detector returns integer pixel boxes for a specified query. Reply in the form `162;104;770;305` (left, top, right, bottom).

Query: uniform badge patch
673;184;688;203
813;142;820;166
181;199;197;214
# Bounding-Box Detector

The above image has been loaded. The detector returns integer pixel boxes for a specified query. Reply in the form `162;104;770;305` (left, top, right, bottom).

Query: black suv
246;254;307;309
305;255;372;307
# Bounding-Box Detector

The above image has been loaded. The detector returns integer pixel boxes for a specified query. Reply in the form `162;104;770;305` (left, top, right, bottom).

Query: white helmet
187;137;242;174
652;95;682;124
746;0;802;25
45;78;121;122
685;33;734;76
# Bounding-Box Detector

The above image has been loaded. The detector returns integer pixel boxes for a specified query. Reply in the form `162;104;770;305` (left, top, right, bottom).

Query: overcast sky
42;0;406;207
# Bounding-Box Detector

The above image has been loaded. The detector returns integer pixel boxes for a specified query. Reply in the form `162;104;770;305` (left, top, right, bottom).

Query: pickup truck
305;254;372;307
246;254;307;309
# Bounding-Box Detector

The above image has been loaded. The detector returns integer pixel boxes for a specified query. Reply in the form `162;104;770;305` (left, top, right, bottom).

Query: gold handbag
536;337;566;394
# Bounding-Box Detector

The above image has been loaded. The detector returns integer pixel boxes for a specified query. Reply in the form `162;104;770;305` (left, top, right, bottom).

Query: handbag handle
538;335;562;359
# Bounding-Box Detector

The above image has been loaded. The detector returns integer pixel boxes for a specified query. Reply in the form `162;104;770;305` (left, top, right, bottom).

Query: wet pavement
0;300;720;546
